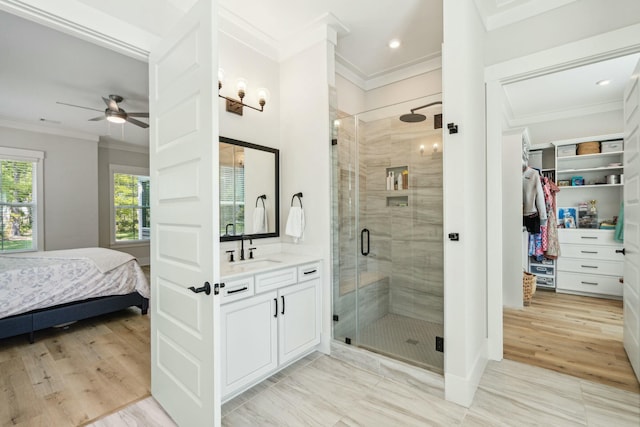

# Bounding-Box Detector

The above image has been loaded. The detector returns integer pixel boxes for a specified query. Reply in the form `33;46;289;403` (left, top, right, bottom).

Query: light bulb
106;116;126;124
236;78;247;99
257;88;269;107
218;68;225;89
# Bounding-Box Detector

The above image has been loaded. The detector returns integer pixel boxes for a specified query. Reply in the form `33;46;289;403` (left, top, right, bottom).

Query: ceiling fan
57;94;149;128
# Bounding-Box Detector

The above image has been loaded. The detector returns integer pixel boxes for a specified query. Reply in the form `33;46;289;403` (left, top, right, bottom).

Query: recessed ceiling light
389;39;401;49
596;79;611;86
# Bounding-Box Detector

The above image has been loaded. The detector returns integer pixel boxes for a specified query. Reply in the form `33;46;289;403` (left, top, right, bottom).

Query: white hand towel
253;206;267;234
285;206;305;243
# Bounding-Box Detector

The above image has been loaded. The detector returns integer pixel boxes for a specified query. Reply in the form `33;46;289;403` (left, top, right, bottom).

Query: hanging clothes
542;177;561;259
522;167;547;231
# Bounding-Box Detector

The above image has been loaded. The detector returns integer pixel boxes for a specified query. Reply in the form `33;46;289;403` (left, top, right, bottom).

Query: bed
0;247;150;343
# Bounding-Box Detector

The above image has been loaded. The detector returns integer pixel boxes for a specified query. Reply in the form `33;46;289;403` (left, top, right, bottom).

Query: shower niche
386;165;409;207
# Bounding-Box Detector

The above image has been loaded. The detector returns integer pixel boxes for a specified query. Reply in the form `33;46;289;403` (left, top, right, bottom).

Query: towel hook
290;192;303;208
255;194;266;208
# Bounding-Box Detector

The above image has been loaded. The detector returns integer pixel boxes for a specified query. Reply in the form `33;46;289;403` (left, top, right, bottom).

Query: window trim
0;147;44;253
109;164;150;246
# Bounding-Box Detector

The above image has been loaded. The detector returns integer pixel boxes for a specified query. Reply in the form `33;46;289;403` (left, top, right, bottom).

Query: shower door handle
361;228;370;256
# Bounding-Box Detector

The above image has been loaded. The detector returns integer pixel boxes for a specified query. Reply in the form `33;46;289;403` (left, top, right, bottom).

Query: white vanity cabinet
220;260;321;400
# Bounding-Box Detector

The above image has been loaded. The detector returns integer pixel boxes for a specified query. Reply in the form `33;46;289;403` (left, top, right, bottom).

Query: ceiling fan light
106;111;126;124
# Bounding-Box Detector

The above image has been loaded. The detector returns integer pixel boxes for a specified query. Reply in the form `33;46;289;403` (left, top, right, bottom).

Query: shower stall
331;96;444;372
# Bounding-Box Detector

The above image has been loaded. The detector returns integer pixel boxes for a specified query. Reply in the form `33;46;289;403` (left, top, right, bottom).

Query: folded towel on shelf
253;206;267;234
285;206;305;243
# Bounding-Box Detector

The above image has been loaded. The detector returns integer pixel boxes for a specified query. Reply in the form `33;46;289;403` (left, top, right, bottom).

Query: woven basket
523;271;536;306
577;141;600;155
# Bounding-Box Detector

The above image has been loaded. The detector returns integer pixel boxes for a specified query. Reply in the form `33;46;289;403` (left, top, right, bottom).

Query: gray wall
0;126;98;250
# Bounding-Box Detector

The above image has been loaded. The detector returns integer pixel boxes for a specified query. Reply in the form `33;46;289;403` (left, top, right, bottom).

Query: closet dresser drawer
558;229;617;245
560;244;624;261
556;272;623;297
556;229;621;299
557;258;623;276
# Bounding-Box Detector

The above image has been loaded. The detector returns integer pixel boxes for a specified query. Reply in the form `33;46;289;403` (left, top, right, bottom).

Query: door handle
189;282;211;295
616;248;626;256
274;298;278;318
281;296;285;315
361;228;370;256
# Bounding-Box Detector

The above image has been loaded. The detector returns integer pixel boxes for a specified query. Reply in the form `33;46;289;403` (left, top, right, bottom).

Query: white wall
442;0;488;407
364;70;443;112
485;0;640;66
526;110;623;147
335;75;365;116
0;126;98;250
280;36;334;353
97;138;150;263
218;31;280;149
502;130;525;308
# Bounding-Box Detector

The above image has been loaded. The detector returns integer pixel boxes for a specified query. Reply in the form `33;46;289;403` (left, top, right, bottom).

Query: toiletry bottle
386;172;391;190
391;171;395;190
402;169;408;189
397;172;402;190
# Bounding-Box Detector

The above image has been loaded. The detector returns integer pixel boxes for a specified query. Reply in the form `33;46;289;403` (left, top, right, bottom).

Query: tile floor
90;352;639;426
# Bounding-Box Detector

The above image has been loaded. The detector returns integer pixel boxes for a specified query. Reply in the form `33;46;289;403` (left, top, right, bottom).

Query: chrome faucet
239;234;253;261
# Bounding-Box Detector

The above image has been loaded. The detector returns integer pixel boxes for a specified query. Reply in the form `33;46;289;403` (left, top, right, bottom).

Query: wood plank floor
0;308;150;427
504;289;640;394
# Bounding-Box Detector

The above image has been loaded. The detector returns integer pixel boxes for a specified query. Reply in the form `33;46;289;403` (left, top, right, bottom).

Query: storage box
530;264;554;276
601;140;623;153
557;144;576;157
536;275;555;287
577;141;600;155
528;150;543;169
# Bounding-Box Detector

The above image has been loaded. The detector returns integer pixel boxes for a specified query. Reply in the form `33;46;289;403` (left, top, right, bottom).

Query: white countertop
220;252;321;280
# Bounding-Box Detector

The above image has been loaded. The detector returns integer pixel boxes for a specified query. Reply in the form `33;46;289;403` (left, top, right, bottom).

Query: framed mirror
219;136;279;241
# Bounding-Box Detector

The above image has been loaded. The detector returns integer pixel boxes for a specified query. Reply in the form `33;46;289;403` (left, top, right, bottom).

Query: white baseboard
445;341;488;407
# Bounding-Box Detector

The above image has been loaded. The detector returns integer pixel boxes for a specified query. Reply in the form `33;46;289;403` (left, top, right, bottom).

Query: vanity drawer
560;244;624;261
558;229;616;245
255;267;297;293
557;258;623;276
557;272;623;297
298;262;321;282
221;276;255;304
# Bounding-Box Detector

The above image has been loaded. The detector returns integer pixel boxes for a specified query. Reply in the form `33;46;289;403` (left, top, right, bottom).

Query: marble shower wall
360;117;443;325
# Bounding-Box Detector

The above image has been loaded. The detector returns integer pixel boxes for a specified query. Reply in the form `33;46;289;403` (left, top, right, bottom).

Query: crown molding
218;6;279;62
0;116;99;142
507;100;623;127
98;136;149;154
0;0;153;61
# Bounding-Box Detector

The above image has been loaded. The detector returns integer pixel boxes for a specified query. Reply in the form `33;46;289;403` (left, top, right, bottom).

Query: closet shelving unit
552;133;625;299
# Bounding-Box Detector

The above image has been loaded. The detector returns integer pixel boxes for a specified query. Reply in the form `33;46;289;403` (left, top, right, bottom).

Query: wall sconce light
433;143;439;153
218;68;268;116
419;144;425;156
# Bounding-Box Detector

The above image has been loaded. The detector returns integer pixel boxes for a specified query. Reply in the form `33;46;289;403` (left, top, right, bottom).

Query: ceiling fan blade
102;96;119;111
125;116;149;128
126;112;149;118
56;101;103;112
89;115;106;121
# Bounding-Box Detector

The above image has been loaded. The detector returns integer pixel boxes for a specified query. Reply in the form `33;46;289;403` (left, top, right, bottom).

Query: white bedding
0;248;150;320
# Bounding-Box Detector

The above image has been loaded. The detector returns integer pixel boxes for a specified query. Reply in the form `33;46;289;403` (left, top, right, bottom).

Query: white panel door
623;59;640;383
278;279;321;365
149;0;220;425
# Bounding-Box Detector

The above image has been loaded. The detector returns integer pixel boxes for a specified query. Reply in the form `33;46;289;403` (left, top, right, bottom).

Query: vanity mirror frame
219;136;280;242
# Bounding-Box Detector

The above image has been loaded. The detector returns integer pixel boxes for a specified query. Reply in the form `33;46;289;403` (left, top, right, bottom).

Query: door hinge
435;336;444;353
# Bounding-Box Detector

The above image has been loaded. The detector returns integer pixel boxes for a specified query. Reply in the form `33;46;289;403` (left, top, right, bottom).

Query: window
0;147;44;253
110;165;150;244
219;163;244;235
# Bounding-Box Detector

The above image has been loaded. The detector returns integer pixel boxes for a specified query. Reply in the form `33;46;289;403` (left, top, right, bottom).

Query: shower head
399;113;426;122
400;101;442;123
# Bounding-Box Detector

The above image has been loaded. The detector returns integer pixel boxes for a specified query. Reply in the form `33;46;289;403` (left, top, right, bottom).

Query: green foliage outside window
0;159;34;252
114;173;150;241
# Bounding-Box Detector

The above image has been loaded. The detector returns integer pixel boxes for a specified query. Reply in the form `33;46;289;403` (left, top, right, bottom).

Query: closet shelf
556;151;623;162
557;183;623;189
557;165;624;174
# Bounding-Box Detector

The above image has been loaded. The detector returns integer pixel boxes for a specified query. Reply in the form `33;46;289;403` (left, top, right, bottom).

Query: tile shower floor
358;313;443;371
